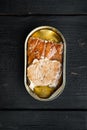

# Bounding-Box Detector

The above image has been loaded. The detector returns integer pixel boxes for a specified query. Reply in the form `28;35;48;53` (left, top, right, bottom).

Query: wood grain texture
0;1;87;129
0;0;87;15
0;16;87;109
0;111;86;130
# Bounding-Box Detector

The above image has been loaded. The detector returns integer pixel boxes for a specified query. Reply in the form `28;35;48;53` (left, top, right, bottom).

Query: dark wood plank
0;0;87;14
0;16;87;109
0;111;86;130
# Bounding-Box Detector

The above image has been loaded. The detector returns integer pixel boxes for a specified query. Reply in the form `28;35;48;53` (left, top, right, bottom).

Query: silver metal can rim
24;26;66;101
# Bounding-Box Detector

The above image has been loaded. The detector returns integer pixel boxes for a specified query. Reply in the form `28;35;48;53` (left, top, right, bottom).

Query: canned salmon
24;26;66;101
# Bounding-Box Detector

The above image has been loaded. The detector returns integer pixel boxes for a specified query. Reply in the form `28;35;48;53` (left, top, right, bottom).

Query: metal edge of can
24;26;66;101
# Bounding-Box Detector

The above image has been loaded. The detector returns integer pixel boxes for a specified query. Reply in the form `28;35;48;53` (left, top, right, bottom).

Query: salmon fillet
27;58;62;90
27;37;63;64
45;41;63;62
28;37;46;64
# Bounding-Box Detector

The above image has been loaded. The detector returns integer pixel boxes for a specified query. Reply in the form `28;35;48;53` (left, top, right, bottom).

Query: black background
0;0;87;130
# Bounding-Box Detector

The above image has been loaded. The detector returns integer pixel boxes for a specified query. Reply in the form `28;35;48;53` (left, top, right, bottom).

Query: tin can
24;26;66;101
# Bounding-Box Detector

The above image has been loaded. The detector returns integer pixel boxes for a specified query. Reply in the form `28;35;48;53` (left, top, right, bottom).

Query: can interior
31;28;63;43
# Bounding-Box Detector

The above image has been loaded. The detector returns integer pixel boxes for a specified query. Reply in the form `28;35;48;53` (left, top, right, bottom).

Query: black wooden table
0;0;87;129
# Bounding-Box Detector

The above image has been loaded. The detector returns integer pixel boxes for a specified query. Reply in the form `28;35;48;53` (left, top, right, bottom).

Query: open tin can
24;26;66;101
